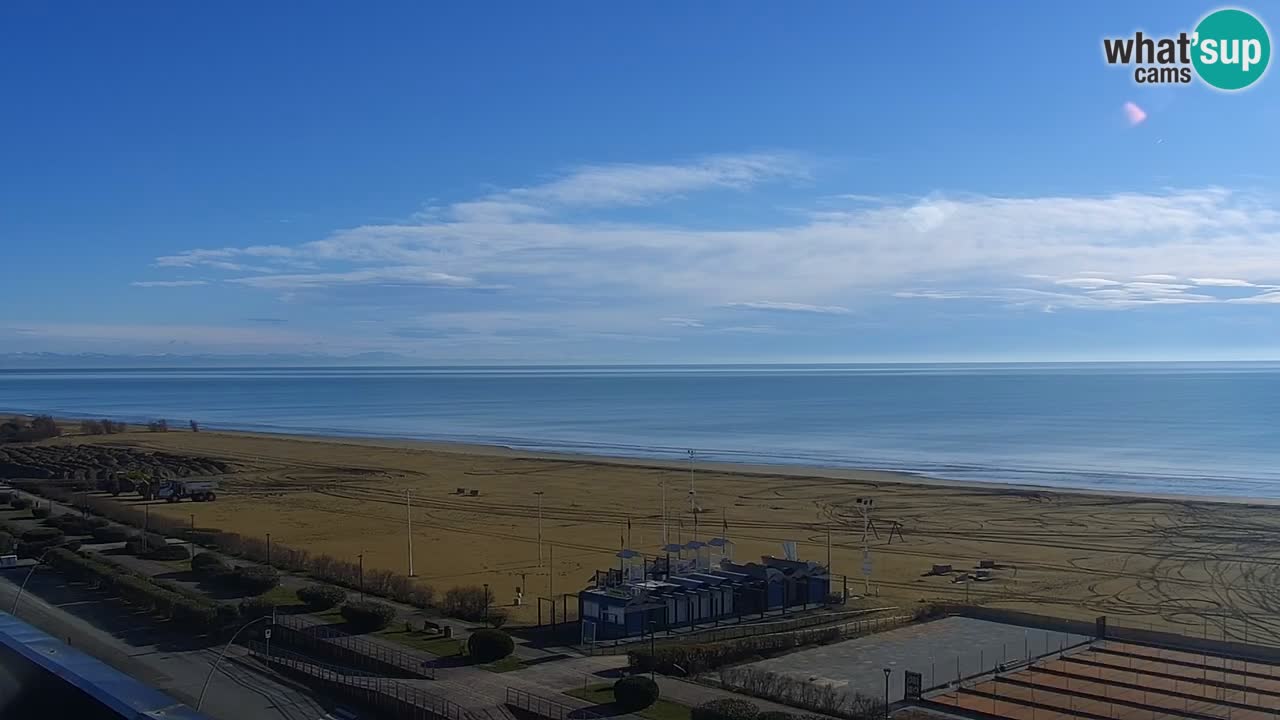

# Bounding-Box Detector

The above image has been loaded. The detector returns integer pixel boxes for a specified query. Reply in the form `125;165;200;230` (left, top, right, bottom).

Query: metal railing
248;641;464;720
273;614;434;679
504;688;599;720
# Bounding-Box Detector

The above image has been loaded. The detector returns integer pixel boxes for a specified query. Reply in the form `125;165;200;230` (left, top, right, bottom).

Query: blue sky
2;1;1278;362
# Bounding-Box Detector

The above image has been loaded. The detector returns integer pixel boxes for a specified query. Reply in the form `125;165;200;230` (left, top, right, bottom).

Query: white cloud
227;267;480;290
150;154;1280;322
1229;291;1280;304
660;317;704;328
726;301;852;315
1055;278;1123;289
130;280;208;288
1189;277;1259;287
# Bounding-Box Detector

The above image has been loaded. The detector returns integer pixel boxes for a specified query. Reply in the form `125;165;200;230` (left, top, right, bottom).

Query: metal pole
190;514;196;569
266;532;271;566
11;547;61;615
359;553;364;602
661;482;668;548
406;489;415;577
688;449;696;540
197;616;270;710
535;490;544;568
883;668;891;719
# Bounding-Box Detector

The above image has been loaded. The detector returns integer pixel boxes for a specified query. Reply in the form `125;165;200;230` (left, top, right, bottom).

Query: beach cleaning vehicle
156;479;218;502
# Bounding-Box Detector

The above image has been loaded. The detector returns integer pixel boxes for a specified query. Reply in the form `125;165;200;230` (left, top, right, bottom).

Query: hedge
692;699;759;720
125;532;168;556
48;514;106;536
21;527;64;543
467;628;514;663
145;544;191;561
614;676;660;711
239;595;277;619
296;584;346;610
233;565;280;593
628;626;845;676
42;548;235;631
192;552;231;576
91;526;131;543
13;484;437;611
31;506;50;519
755;713;797;720
340;601;396;632
10;496;30;509
0;532;11;554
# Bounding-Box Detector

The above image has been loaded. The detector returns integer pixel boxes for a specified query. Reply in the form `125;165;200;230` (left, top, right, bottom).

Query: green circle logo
1193;8;1271;90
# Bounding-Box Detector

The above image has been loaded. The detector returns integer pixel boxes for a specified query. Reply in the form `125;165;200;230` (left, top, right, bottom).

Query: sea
3;363;1279;499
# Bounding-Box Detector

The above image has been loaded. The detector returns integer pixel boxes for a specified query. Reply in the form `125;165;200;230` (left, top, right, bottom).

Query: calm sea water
3;363;1279;499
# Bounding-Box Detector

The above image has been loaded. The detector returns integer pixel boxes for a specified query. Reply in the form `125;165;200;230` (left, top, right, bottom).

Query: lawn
375;627;467;656
566;684;692;720
257;585;304;609
479;655;527;673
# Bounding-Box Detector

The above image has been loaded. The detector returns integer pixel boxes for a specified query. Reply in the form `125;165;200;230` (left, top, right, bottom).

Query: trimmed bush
91;526;131;543
239;595;276;619
21;527;64;543
124;532;168;556
191;552;231;577
233;565;280;593
296;584;346;611
145;544;190;561
0;531;11;554
755;713;797;720
467;628;514;663
30;505;50;519
46;514;100;536
614;676;660;711
692;699;759;720
340;601;396;632
10;496;30;509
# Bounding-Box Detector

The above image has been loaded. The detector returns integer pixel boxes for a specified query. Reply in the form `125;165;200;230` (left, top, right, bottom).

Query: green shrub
192;552;231;576
239;595;276;619
10;496;30;509
0;492;11;504
124;532;168;555
0;531;11;554
91;526;131;543
233;565;280;593
692;699;759;720
30;505;50;519
755;713;797;720
47;514;98;535
145;544;190;561
21;527;64;543
340;601;396;632
296;584;346;610
614;676;660;711
467;628;514;663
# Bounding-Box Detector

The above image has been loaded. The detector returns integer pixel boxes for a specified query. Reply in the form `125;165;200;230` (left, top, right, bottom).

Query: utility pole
406;489;415;577
661;481;668;547
266;532;271;566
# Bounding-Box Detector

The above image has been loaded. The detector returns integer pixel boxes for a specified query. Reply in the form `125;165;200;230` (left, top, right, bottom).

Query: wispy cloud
726;301;852;315
130;280;208;288
227;267;482;290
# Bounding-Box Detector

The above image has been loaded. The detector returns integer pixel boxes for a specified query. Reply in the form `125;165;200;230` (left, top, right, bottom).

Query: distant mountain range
0;352;417;369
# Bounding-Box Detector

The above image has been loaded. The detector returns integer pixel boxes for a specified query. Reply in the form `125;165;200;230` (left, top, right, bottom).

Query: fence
272;614;434;679
909;626;1093;700
586;606;903;655
248;641;465;720
504;688;599;720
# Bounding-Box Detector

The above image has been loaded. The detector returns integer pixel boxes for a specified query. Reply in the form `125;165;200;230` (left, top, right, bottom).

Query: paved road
0;566;337;720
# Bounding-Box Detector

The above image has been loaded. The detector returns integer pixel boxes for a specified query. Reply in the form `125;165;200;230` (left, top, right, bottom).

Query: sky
2;1;1279;363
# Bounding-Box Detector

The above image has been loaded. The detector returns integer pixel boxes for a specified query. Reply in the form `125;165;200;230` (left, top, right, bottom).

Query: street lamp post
534;490;544;568
196;616;271;711
883;667;892;719
358;553;364;602
649;621;657;679
10;546;67;615
483;582;490;623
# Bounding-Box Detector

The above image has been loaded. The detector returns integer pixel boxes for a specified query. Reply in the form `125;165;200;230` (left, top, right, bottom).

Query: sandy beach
34;427;1280;644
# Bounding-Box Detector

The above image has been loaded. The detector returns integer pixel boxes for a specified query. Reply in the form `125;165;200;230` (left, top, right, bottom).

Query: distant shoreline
16;410;1280;509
